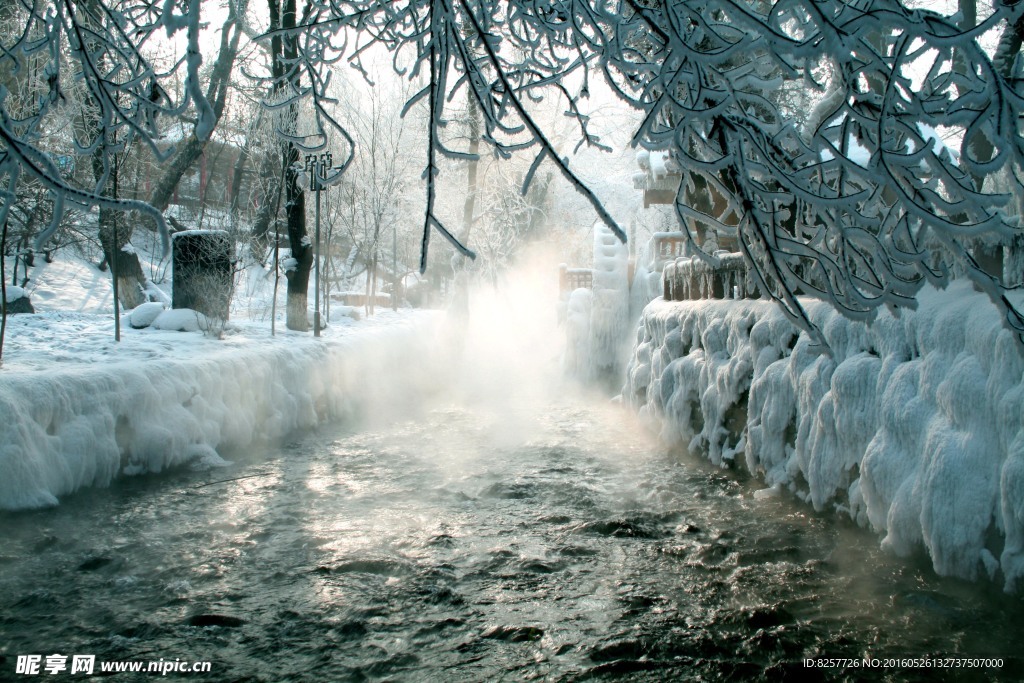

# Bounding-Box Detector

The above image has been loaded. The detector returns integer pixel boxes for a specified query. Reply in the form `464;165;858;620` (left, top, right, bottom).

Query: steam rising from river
422;245;580;449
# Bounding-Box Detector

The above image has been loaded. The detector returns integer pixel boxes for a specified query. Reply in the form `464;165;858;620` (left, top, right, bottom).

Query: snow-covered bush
3;286;34;315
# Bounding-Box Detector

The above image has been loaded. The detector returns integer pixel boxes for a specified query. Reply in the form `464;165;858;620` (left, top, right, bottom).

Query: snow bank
128;302;166;329
0;313;445;511
624;282;1024;589
150;307;208;332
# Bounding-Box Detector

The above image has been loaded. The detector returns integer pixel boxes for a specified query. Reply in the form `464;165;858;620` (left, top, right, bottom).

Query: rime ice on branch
312;0;1024;345
4;1;1024;347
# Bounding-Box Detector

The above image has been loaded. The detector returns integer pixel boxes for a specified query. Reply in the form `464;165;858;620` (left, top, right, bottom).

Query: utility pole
112;130;120;342
392;221;398;312
305;151;332;337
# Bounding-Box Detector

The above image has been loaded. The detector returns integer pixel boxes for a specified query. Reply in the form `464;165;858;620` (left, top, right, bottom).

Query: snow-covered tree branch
273;0;1023;345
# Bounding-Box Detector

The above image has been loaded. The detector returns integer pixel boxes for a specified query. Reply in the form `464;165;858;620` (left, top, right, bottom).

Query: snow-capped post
305;151;332;338
172;231;233;325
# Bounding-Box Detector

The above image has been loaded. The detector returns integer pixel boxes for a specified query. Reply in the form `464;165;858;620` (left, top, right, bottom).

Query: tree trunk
1;219;8;367
460;96;481;245
148;135;206;213
99;213;146;309
250;149;283;255
80;0;146;310
268;0;312;331
284;152;311;330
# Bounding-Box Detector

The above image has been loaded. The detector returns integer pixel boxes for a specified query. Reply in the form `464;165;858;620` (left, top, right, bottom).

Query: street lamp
304;151;332;337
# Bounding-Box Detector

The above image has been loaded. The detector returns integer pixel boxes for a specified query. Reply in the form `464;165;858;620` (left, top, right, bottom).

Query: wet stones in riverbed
312;557;413;577
892;590;973;627
554;544;601;558
722;604;797;630
77;556;115;572
33;534;60;553
481;624;545;642
588;637;652;662
571;512;680;539
480;481;538;499
186;613;246;628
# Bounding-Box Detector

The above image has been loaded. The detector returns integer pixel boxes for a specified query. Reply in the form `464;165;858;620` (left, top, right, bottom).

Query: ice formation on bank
0;313;445;511
624;282;1024;589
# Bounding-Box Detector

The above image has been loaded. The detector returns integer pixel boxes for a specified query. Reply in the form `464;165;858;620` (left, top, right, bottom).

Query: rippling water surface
2;391;1023;682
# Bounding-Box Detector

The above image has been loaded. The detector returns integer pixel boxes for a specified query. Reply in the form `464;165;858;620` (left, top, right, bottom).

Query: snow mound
5;285;28;303
625;282;1024;589
151;308;208;332
129;302;167;329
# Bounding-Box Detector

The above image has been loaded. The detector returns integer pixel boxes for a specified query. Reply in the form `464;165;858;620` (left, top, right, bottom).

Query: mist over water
2;252;1024;681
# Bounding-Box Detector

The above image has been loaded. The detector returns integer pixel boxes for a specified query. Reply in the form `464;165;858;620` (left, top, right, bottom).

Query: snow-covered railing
624;282;1024;588
651;232;687;272
663;252;757;301
338;292;391;307
559;264;593;295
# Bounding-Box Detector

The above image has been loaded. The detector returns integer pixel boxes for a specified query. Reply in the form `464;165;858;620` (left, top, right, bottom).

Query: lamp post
304;151;332;337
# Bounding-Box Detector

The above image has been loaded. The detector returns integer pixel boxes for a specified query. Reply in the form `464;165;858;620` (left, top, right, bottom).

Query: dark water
2;396;1022;682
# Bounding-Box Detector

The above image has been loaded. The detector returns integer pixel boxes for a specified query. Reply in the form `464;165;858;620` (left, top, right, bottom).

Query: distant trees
331;76;418;314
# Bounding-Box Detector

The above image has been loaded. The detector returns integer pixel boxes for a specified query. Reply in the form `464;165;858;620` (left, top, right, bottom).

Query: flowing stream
2;392;1022;682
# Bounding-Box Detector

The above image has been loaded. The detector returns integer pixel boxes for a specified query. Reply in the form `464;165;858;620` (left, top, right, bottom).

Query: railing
558;246;759;305
652;233;687;271
559;264;593;295
663;252;760;301
336;292;392;307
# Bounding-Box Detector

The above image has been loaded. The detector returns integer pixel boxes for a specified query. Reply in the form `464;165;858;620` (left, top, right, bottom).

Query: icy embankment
0;312;445;511
624;282;1024;589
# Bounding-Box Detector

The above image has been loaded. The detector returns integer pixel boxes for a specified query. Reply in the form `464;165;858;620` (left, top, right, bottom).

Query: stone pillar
172;230;233;320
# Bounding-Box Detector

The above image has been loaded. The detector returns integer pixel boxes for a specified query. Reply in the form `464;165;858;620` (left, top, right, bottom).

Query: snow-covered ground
0;237;449;511
624;282;1024;590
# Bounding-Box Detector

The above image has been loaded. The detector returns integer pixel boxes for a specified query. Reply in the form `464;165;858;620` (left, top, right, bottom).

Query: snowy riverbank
0;310;446;511
624;282;1024;590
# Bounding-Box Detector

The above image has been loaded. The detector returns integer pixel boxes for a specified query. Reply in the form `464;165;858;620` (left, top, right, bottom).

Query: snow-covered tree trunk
1;217;8;367
460;96;482;246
